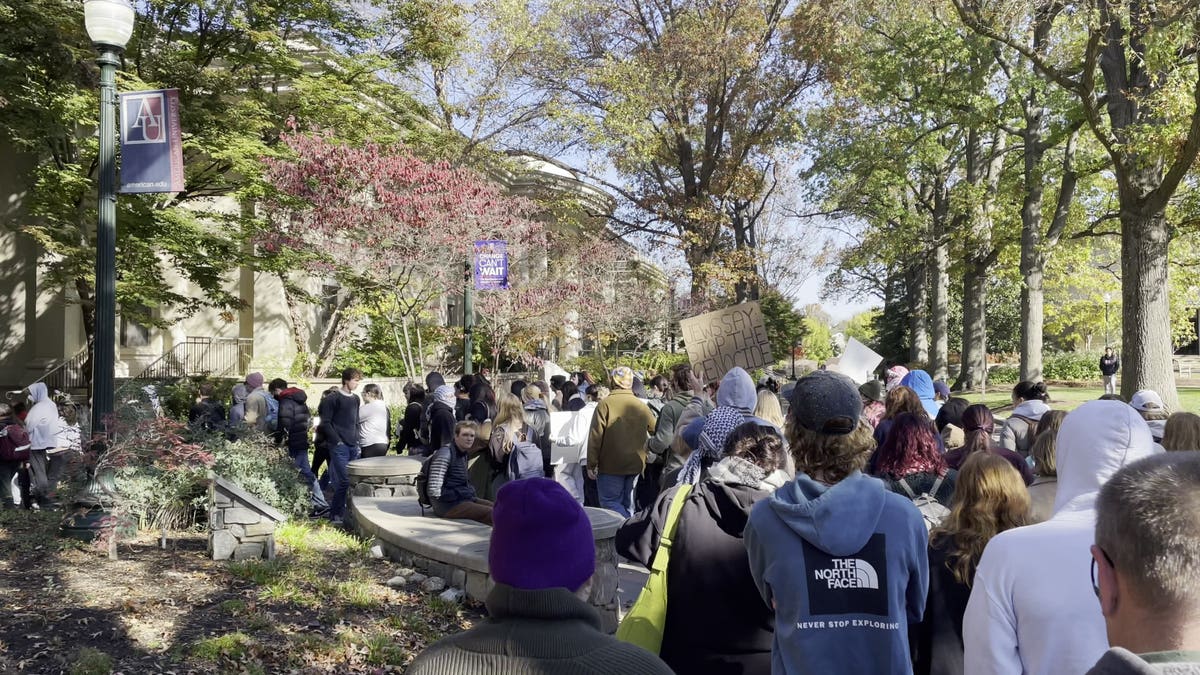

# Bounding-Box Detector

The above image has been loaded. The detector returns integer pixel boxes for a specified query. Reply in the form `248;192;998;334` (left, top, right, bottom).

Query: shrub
1043;351;1101;381
80;419;308;534
987;365;1020;385
563;350;691;379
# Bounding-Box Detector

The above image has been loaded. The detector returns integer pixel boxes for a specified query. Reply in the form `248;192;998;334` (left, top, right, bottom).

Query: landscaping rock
420;576;446;593
223;507;261;524
209;530;237;560
369;540;385;559
394;567;415;578
408;573;428;584
438;588;465;604
386;576;407;588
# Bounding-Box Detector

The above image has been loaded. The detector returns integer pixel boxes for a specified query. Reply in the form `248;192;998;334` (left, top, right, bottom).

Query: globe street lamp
83;0;134;438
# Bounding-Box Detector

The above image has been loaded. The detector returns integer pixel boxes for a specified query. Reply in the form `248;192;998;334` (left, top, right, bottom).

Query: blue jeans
596;473;638;518
328;443;359;519
290;448;328;509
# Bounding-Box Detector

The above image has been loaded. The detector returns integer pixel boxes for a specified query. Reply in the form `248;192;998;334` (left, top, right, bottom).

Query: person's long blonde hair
492;392;526;447
931;453;1031;586
1161;412;1200;452
754;390;784;428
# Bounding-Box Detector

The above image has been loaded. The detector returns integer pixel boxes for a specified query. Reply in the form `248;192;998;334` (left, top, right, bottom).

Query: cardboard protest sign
679;301;773;380
835;338;885;385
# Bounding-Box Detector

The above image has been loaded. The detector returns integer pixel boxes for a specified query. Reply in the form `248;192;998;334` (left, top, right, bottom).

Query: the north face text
813;558;880;589
802;533;890;616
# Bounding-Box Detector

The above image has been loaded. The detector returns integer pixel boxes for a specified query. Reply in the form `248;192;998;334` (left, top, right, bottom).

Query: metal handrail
34;346;90;393
132;337;253;380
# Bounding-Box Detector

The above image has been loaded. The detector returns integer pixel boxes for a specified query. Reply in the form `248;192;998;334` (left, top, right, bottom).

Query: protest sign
679;301;773;380
834;338;885;385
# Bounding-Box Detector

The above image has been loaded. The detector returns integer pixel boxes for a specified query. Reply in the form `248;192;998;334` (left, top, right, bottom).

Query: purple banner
474;240;509;290
119;89;184;194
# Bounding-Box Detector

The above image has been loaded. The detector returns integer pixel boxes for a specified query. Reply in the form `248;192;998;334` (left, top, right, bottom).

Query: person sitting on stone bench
408;478;673;675
428;420;494;526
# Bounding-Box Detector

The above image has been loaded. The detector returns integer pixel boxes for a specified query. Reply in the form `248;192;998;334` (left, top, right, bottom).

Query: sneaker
330;516;344;527
310;506;330;519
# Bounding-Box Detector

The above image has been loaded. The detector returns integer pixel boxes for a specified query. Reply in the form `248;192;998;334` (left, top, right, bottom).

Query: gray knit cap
789;371;863;435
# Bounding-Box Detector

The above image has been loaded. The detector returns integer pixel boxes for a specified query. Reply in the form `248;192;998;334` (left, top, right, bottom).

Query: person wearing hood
243;372;273;433
617;422;790;674
744;370;929;674
188;382;227;433
998;380;1051;457
272;379;328;516
679;367;778;453
1130;390;1169;443
25;382;65;508
228;383;249;428
586;366;656;517
962;400;1162;675
1086;452;1200;675
900;370;941;419
428;385;459;453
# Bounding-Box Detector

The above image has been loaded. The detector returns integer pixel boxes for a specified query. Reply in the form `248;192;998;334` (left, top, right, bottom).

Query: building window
120;308;152;348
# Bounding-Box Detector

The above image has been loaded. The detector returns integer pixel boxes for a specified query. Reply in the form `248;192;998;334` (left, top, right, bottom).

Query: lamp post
463;261;474;375
1103;292;1112;349
83;0;134;439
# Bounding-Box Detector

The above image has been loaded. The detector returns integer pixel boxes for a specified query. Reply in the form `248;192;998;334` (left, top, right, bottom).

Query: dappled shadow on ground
0;511;482;674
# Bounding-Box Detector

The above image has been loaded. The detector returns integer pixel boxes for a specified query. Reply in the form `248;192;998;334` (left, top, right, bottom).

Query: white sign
835;338;884;385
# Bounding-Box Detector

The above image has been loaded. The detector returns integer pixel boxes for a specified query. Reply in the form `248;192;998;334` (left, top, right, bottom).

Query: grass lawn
962;386;1200;413
0;511;480;673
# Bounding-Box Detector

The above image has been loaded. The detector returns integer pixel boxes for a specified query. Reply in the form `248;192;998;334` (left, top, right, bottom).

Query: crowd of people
7;353;1198;675
403;361;1200;675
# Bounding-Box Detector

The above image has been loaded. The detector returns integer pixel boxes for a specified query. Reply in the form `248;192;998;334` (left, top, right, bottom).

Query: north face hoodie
744;471;929;674
962;401;1161;675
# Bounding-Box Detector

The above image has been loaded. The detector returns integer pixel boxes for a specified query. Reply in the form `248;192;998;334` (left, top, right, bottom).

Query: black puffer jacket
616;480;774;675
274;388;311;453
428;401;458;453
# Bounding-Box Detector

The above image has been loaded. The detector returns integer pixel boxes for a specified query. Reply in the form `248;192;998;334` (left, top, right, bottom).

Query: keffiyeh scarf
677;406;746;486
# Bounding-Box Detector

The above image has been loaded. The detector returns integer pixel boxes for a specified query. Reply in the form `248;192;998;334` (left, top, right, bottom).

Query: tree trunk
1018;112;1047;383
906;262;929;364
1120;208;1177;407
929;242;950;381
959;262;988;389
75;277;97;395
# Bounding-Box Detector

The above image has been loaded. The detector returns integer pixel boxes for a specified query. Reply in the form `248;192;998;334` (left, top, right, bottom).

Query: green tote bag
614;483;692;654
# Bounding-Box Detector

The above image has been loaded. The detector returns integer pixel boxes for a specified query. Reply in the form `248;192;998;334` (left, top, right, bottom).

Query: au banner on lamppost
474;240;509;290
119;88;184;194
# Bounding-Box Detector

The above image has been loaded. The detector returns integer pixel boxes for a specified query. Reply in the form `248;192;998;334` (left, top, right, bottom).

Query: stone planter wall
208;474;287;562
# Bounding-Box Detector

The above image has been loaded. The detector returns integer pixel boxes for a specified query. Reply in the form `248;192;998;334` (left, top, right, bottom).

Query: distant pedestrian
25;383;64;509
1099;347;1119;395
243;372;275;433
1130;389;1169;443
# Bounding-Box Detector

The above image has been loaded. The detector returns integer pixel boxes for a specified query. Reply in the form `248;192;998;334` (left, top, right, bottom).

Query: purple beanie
245;372;264;390
489;478;595;592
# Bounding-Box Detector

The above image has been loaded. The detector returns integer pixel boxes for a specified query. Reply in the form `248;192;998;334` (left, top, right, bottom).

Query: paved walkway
618;561;649;612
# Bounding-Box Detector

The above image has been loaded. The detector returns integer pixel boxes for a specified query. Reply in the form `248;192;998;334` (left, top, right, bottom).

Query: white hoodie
962;400;1161;675
25;383;60;451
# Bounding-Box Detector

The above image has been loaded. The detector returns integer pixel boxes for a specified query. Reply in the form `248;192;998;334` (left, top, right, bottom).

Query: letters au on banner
679;301;773;380
474;240;509;290
119;89;185;194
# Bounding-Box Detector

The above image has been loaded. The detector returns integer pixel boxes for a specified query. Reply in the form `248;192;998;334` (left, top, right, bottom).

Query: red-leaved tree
260;129;547;376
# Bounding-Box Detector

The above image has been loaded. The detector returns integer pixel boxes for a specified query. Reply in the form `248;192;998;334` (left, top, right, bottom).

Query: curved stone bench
351;494;625;632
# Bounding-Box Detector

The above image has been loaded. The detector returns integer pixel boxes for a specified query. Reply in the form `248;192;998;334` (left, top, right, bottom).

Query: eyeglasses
1091;547;1114;598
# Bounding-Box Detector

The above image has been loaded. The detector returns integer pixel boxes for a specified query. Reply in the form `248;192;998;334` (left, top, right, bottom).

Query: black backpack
416;454;435;513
